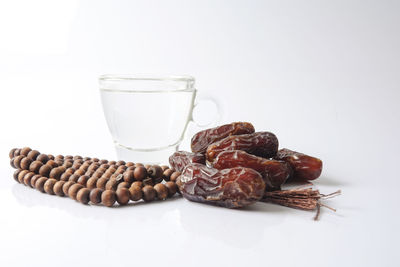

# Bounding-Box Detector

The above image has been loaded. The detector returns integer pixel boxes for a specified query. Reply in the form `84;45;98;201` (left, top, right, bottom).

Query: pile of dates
169;122;323;208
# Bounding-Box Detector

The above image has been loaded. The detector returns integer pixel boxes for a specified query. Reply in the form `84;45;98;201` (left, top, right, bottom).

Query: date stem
261;185;341;220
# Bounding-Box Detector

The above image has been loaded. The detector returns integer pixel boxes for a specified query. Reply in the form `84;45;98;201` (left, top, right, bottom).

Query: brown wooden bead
91;172;103;179
38;164;52;177
85;170;95;177
134;166;147;181
101;190;116;207
123;171;134;183
54;159;63;166
99;159;108;164
86;177;98;190
115;168;125;175
116;160;126;166
77;175;89;186
13;169;21;182
165;181;178;197
96;177;108;190
62;161;73;168
117;182;130;190
142;185;156;202
68;174;80;183
9;148;17;159
77;188;91;204
65;167;76;175
161;165;169;171
30;175;42;188
17;170;29;184
108;160;116;165
162;169;174;182
154;183;168;200
68;184;84;200
60;172;72;181
20;147;32;156
73;155;83;161
65;155;73;160
126;162;134;167
148;165;163;179
90;188;103;204
72;163;82;170
13;148;21;157
10;158;16;168
117;165;127;171
19;157;32;170
80;161;90;169
35;177;48;192
27;150;40;160
48;154;55;160
131;181;143;188
99;164;110;169
62;181;75;196
74;169;85;176
101;172;112;179
12;155;24;169
44;178;57;195
170;171;181;182
36;154;49;164
126;166;135;171
88;163;100;172
116;188;130;205
49;166;65;180
142;178;154;186
23;172;35;186
54;181;66;196
144;164;151;169
29;160;43;173
105;178;119;191
129;185;142;201
46;160;59;168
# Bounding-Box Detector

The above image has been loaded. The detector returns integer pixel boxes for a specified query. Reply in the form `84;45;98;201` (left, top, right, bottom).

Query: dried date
169;151;206;172
206;131;279;162
191;122;255;153
274;148;322;181
177;163;265;208
212;150;292;190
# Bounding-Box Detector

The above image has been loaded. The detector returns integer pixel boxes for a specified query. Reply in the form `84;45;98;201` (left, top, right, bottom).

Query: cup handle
190;94;222;128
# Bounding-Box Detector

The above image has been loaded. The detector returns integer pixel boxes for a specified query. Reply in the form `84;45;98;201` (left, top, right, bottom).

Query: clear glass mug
99;75;220;164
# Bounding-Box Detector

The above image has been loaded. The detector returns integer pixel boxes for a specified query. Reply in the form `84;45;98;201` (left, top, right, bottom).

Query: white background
1;0;399;266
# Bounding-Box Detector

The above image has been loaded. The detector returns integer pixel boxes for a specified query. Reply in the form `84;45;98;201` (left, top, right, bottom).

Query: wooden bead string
9;147;181;207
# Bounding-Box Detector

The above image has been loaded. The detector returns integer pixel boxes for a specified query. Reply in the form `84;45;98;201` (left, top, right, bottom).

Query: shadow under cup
99;75;196;164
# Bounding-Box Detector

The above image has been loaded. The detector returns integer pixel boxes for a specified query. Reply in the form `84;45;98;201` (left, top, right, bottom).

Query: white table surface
1;89;399;267
1;1;399;266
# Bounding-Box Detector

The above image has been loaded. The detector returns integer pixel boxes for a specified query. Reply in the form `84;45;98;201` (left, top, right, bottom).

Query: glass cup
99;75;220;164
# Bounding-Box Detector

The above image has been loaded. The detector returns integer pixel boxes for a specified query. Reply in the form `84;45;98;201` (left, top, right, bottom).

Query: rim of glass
99;75;195;93
99;74;195;82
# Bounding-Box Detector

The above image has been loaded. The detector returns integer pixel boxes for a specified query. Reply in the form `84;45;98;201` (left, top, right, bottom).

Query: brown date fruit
177;163;265;208
191;122;255;153
274;148;322;181
206;131;279;163
212;150;292;190
169;151;206;172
